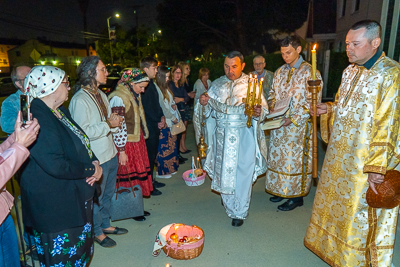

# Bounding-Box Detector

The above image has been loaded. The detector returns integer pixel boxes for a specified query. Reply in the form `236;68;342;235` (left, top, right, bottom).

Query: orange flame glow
312;44;317;50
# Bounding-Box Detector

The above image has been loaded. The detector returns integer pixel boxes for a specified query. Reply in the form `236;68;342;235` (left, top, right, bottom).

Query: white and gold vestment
265;58;322;198
304;53;400;267
193;73;268;219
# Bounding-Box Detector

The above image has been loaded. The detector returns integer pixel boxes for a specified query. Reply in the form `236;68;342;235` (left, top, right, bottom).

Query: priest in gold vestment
265;35;322;211
304;20;400;267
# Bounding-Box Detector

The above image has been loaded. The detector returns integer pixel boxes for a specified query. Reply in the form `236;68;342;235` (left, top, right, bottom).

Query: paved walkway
88;124;400;267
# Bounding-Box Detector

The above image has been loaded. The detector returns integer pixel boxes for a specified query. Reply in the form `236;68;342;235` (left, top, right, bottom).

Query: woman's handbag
170;113;186;135
366;170;400;209
110;165;144;221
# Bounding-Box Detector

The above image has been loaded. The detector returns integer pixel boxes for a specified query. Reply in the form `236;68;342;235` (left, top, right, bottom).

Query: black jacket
21;98;97;233
141;79;163;136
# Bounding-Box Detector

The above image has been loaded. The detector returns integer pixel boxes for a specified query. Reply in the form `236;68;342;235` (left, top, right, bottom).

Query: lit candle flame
312;44;317;50
254;74;258;79
166;264;170;267
249;73;252;79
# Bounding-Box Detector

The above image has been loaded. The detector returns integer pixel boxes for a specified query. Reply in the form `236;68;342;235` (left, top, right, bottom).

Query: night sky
0;0;161;43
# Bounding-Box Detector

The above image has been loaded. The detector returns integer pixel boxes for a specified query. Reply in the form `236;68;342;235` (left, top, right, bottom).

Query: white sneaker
156;174;172;179
171;172;177;175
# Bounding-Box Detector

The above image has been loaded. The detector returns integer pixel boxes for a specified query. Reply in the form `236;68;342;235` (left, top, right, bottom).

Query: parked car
0;77;16;96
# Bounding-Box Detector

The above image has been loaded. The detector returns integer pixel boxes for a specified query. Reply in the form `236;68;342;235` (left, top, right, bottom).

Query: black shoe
144;211;151;216
151;188;162;196
179;158;186;164
231;219;244;227
180;149;192;154
133;215;146;221
179;155;188;161
278;199;304;211
102;227;128;235
270;196;284;203
94;236;117;248
153;181;165;188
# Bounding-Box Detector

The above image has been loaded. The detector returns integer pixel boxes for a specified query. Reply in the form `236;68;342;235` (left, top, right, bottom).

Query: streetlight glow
107;14;120;66
158;30;161;34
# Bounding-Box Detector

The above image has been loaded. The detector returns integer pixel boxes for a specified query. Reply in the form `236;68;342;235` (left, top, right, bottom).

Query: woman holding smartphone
0;112;39;266
21;66;102;266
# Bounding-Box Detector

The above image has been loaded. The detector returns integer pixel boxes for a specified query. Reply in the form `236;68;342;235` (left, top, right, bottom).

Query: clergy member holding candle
194;51;268;227
265;35;323;211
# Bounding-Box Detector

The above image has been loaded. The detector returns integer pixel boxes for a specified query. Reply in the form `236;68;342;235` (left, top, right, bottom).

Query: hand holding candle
312;44;317;80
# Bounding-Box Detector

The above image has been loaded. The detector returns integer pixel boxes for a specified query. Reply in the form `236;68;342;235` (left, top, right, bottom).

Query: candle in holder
311;44;317;80
197;157;200;169
246;73;253;105
251;75;258;104
257;77;264;105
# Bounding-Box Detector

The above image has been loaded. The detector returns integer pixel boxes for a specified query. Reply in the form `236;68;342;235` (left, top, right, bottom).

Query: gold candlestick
307;79;321;186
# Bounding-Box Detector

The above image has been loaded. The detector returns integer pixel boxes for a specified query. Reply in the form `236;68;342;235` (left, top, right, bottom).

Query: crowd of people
0;52;211;266
0;19;399;267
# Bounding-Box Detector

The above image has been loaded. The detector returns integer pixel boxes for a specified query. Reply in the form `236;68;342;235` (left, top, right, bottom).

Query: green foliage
327;51;348;98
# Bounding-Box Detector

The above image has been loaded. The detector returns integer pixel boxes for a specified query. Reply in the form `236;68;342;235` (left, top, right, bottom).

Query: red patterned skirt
116;132;153;196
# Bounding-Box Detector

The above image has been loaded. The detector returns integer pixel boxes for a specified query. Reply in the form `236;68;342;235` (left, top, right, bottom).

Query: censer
197;94;208;162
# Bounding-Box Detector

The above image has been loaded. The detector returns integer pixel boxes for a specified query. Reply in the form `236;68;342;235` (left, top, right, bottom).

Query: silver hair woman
20;65;102;266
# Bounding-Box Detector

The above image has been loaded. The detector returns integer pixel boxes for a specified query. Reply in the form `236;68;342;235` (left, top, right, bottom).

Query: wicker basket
162;224;204;260
182;170;206;187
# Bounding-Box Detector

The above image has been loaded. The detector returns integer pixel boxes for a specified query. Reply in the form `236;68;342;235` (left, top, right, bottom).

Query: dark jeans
93;156;118;237
145;129;160;183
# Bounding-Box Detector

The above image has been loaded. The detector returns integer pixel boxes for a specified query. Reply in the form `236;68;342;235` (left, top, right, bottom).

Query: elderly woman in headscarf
108;68;154;220
20;66;103;266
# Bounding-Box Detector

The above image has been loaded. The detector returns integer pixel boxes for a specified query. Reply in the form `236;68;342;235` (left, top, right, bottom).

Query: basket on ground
162;224;204;260
182;169;206;186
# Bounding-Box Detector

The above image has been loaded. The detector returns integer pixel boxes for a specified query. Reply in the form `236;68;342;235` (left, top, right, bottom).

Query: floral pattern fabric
33;200;94;267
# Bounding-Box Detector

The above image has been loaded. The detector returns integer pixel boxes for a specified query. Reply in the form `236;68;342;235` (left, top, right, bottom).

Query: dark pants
145;128;160;183
176;133;182;154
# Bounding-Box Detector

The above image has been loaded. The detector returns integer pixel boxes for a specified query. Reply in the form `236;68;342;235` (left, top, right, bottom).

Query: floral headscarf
24;65;65;101
118;68;149;84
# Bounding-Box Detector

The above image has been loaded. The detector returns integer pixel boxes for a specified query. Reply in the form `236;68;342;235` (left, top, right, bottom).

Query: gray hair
11;64;31;88
75;56;101;92
350;20;381;42
226;51;244;64
253;55;265;63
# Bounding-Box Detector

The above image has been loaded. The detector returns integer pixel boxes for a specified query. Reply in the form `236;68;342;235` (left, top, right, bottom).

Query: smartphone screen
20;94;30;124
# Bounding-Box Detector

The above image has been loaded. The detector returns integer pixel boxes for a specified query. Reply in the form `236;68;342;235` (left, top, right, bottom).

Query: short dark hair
140;56;157;69
75;55;101;92
225;51;244;64
350;20;381;41
280;35;302;49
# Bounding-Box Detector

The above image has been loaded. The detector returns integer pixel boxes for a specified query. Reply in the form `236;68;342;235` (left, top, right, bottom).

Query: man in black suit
140;57;166;196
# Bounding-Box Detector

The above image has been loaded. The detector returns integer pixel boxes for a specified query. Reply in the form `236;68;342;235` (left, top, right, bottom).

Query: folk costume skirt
157;127;179;175
116;131;153;196
33;199;94;267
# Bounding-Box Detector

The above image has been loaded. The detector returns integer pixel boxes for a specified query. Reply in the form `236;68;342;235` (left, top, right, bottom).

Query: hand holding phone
20;94;30;125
